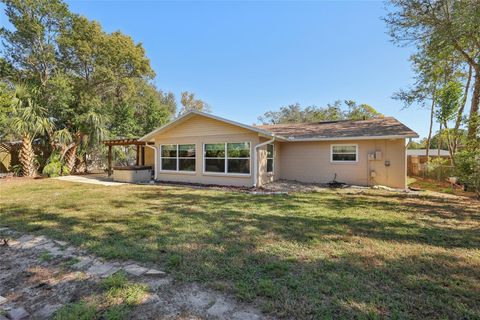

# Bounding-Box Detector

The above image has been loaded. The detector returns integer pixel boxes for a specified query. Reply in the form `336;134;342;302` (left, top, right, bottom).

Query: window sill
202;172;251;178
159;170;196;175
330;161;358;164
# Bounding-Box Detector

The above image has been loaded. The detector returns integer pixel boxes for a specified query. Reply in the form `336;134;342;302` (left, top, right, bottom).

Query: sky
1;1;435;138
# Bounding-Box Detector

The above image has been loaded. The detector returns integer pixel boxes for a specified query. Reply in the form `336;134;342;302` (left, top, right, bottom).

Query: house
139;111;418;189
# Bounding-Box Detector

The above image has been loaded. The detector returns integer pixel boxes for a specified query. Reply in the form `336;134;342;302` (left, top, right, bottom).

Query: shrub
454;149;480;196
42;152;70;177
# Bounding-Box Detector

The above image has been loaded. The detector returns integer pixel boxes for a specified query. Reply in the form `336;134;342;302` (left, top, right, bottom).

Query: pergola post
108;145;112;177
136;145;140;166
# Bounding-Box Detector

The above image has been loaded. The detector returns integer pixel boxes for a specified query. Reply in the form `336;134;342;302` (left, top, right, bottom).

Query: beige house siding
279;138;406;189
143;147;155;166
150;115;259;187
258;139;281;186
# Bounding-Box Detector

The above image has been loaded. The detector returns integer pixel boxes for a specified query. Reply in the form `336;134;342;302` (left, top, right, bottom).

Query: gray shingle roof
256;117;418;140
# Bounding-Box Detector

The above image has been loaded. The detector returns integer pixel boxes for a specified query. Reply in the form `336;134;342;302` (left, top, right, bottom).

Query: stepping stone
54;240;68;246
37;242;63;256
0;295;6;304
87;262;120;278
123;264;149;276
16;235;34;245
34;303;62;319
147;278;171;290
187;292;213;309
206;298;231;317
7;307;29;320
232;311;260;320
72;256;94;270
22;236;50;249
145;268;166;276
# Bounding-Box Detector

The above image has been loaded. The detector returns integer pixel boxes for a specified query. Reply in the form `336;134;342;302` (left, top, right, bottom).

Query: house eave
284;134;419;142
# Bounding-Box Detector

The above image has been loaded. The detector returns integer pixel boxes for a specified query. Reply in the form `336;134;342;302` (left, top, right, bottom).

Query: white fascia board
286;134;419;142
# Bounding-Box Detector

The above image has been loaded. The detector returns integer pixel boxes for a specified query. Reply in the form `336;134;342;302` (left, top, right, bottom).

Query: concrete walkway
54;174;126;186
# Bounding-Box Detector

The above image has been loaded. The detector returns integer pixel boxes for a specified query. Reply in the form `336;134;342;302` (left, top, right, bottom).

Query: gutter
145;144;158;180
253;136;275;188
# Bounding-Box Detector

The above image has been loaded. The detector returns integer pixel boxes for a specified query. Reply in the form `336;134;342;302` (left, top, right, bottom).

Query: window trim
160;144;196;173
330;144;359;163
202;142;251;176
266;143;274;174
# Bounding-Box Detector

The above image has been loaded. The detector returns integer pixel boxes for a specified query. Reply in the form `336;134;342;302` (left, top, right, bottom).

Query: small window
161;144;196;171
204;142;250;174
267;144;274;173
331;144;358;162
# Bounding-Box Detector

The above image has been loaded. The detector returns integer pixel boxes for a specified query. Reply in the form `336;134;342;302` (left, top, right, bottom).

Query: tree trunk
19;135;37;177
467;67;480;140
425;88;436;163
452;65;472;154
64;144;78;174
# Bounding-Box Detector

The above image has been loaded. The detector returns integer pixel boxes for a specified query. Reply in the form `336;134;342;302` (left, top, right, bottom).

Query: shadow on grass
1;186;479;319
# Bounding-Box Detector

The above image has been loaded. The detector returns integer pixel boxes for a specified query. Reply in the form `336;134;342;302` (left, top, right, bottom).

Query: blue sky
2;1;434;138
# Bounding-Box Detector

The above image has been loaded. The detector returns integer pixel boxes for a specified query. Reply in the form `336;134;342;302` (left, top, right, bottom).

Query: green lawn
1;179;479;319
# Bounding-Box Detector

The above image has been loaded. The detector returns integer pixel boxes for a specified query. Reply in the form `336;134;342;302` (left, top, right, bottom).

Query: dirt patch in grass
408;176;478;199
1;178;479;319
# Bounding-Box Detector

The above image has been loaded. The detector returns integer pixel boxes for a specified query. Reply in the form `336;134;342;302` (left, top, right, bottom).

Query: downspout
145;144;158;180
253;136;275;188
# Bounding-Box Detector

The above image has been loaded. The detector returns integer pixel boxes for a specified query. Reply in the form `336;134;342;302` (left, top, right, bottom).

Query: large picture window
161;144;196;172
204;142;250;174
331;144;358;163
267;144;274;173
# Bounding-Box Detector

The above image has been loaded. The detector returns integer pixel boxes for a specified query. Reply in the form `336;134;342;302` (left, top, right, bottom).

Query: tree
0;0;70;86
1;0;175;174
435;80;464;161
179;91;210;115
258;100;381;124
9;85;52;177
385;0;480;141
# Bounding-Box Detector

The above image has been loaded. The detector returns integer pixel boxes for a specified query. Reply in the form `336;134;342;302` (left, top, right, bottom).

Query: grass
39;250;54;262
1;178;479;319
53;272;148;320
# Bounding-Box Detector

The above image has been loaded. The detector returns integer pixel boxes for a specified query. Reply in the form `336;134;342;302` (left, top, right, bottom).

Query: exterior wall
279;139;407;189
143;147;155;166
151;115;259;187
258;139;281;186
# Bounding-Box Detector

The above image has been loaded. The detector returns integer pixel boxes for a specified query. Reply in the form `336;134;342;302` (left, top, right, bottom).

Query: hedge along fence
409;156;456;182
422;164;456;182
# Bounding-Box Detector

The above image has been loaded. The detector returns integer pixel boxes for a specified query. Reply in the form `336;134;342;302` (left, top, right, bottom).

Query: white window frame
330;144;358;163
266;143;274;174
202;142;251;176
160;144;196;173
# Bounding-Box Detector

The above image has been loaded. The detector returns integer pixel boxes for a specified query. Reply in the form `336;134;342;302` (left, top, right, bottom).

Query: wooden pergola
102;138;154;176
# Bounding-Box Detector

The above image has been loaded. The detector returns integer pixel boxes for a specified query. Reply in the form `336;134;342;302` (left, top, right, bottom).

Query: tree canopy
258;100;381;125
0;0;177;173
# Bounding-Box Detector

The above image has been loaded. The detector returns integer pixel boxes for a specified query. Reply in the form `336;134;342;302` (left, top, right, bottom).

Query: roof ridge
257;116;392;127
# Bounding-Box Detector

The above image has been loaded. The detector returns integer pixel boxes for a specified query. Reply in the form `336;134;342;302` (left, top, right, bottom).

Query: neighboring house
406;149;451;176
139;111;418;189
407;149;450;157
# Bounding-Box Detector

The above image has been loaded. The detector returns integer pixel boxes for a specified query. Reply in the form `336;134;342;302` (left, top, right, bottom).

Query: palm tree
10;85;52;177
